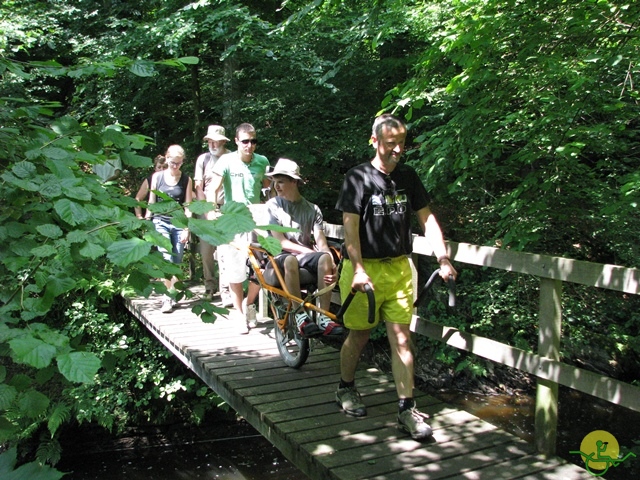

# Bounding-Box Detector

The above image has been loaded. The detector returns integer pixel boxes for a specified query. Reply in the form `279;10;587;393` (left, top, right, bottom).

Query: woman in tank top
146;145;193;313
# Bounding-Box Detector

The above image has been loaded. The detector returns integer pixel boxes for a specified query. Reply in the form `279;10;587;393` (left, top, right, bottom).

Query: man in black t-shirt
334;114;457;440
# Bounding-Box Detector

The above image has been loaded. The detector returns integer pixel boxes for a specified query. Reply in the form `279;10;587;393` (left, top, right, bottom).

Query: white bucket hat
266;158;303;181
203;125;230;142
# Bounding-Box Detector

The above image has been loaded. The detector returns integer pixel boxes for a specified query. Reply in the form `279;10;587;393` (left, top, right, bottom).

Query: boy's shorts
339;256;413;330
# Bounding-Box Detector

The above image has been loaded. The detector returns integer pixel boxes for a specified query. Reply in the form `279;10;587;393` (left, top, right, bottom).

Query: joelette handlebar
413;268;456;309
336;283;375;324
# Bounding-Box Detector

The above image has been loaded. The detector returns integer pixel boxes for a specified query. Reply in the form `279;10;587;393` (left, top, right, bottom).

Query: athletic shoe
243;299;258;329
221;295;233;308
316;314;344;336
234;311;250;335
397;406;433;440
335;386;367;417
160;296;173;313
295;312;322;337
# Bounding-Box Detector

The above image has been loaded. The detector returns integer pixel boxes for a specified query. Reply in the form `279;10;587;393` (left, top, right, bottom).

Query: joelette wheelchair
246;243;374;369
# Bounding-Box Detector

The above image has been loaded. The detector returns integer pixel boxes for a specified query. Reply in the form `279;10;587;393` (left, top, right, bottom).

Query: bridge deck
124;289;592;480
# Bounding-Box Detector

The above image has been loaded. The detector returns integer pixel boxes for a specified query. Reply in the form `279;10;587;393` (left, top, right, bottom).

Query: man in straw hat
264;158;344;337
194;125;232;304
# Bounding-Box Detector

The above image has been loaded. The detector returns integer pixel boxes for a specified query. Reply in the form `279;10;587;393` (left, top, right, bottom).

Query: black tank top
154;172;190;220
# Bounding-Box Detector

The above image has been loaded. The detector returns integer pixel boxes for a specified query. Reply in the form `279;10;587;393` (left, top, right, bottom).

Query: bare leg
317;252;333;311
386;322;414;399
282;255;302;299
340;329;371;383
229;282;244;312
245;280;261;305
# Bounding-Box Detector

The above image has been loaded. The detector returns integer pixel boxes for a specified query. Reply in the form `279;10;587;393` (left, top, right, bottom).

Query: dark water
57;411;309;480
440;386;640;480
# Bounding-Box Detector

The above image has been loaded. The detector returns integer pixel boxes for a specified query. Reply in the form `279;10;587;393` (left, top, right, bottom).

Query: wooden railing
321;223;640;456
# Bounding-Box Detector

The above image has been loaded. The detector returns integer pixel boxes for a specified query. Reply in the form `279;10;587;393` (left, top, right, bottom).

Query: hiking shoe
295;312;322;337
160;296;173;313
202;290;214;301
243;299;258;329
335;386;367;417
398;407;433;440
317;314;344;336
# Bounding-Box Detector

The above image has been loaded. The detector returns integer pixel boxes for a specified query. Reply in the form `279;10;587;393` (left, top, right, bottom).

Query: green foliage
0;55;260;473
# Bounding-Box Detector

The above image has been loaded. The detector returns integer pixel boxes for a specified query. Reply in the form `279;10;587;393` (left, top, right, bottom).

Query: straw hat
203;125;230;142
266;158;302;181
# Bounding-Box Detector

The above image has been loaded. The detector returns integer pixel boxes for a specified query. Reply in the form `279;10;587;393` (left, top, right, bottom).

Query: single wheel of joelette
270;292;310;369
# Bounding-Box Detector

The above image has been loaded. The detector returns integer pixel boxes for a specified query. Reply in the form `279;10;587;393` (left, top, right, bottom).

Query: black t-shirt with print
335;161;430;259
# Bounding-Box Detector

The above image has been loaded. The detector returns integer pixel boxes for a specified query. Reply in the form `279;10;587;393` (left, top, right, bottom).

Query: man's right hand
351;270;373;292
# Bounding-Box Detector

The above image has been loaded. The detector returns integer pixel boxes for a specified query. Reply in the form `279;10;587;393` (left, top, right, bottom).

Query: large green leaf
130;59;155;77
12;161;36;179
53;199;90;226
120;149;152;168
36;224;63;239
9;336;56;369
80;132;103;153
187;200;216;216
2;453;64;480
102;128;128;148
188;218;236;247
57;351;101;384
106;237;152;267
79;241;105;259
17;389;50;418
50;116;80;136
0;384;18;410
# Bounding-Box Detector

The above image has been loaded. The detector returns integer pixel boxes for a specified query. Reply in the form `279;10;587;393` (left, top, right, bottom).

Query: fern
47;403;71;437
36;436;62;466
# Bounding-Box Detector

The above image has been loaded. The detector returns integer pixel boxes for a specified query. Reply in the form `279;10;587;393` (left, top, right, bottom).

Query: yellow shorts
339;257;413;330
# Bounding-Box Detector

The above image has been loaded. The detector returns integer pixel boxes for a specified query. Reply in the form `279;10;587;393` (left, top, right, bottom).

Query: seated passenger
265;159;344;337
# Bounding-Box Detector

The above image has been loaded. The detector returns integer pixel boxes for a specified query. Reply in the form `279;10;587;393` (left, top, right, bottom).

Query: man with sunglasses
334;114;457;440
210;123;270;333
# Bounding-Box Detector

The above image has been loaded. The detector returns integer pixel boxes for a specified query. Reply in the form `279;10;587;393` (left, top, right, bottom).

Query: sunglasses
239;138;258;145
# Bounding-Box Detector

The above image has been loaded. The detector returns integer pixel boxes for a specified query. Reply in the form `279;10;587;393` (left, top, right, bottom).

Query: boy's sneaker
397;406;433;440
335;386;367;417
295;312;322;337
243;299;258;329
316;314;344;336
160;296;173;313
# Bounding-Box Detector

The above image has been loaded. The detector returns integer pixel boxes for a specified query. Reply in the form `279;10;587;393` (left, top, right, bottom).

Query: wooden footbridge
124;285;594;480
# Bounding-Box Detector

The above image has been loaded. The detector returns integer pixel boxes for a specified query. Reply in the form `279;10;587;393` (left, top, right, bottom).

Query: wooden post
535;277;562;455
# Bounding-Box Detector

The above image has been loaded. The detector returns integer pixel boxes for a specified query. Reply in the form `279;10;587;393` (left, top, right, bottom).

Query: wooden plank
412;316;640;413
125;292;592;480
535;278;561;455
458;453;591;479
412;237;640;295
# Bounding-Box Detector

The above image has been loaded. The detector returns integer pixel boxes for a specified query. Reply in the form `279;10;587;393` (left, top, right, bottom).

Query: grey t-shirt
266;195;324;248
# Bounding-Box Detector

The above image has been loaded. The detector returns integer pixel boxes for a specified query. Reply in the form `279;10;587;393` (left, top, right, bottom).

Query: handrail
321;222;640;455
